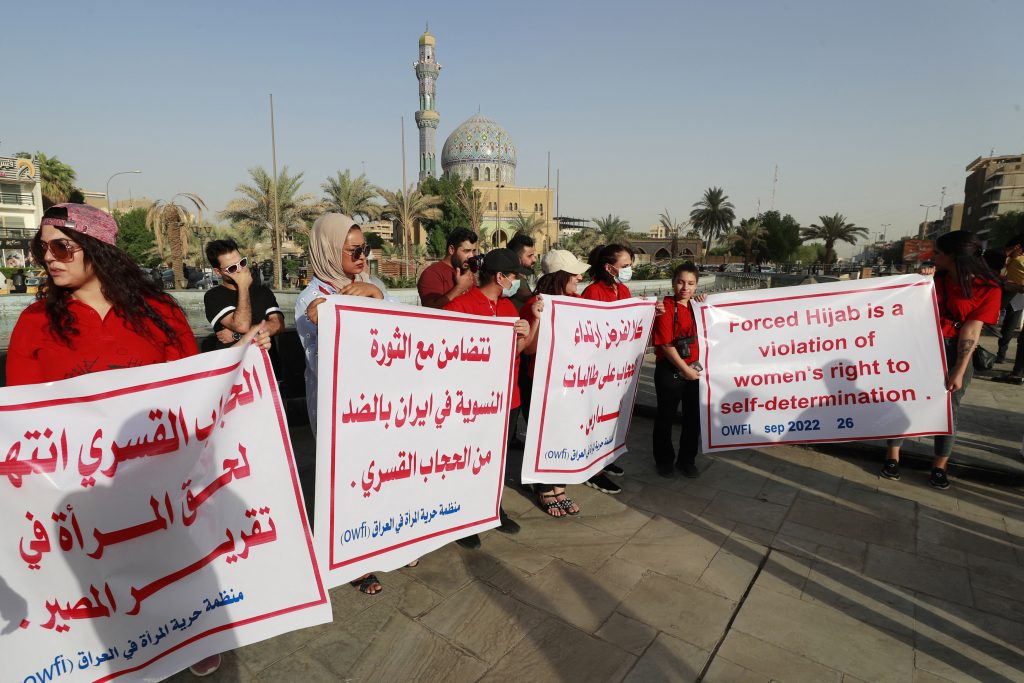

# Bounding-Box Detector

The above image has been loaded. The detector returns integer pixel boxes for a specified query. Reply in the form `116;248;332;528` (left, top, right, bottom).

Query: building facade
0;155;43;264
963;154;1024;239
414;29;442;181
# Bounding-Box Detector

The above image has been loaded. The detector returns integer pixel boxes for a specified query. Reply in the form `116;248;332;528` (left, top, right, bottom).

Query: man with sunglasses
203;239;284;349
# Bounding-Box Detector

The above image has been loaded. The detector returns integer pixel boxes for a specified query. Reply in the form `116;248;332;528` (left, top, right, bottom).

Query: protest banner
314;297;517;586
694;274;950;452
0;346;330;683
521;295;657;485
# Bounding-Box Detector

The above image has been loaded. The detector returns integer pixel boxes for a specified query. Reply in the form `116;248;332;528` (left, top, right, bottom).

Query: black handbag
973;345;996;371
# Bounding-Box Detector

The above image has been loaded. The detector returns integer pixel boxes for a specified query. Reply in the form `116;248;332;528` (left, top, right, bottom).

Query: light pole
106;170;141;213
919;204;936;238
881;223;891;242
495;183;506;247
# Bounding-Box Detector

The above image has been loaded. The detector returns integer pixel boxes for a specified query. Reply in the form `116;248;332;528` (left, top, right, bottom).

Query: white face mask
501;276;521;298
616;266;633;283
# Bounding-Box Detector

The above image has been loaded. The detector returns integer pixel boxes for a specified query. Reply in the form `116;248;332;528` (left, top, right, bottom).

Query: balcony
0;227;34;239
0;192;34;207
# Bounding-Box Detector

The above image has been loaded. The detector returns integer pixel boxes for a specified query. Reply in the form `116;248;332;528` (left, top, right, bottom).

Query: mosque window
473;167;479;181
514;203;518;210
485;168;491;181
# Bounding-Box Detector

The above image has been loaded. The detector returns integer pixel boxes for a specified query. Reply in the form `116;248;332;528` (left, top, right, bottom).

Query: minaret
414;27;441;181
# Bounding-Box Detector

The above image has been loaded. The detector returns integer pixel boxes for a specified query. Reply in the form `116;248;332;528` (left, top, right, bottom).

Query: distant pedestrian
881;231;1001;489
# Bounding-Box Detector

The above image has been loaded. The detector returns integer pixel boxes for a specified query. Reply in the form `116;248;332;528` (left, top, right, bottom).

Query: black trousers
506;406;522;487
518;359;534;422
653;360;700;469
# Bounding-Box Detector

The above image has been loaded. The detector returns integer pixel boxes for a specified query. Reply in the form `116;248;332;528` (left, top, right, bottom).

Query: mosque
415;29;558;251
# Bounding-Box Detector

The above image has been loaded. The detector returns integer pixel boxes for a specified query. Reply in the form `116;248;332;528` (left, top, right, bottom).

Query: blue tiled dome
441;113;517;183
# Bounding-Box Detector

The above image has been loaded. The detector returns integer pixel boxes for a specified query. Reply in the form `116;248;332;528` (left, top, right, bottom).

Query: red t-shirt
936;274;1000;339
519;292;580;378
6;297;199;386
418;259;463;308
581;280;631;302
445;288;522;409
653;296;699;363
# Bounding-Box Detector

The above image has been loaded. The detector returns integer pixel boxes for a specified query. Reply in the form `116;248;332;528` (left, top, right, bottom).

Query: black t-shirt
204;284;283;348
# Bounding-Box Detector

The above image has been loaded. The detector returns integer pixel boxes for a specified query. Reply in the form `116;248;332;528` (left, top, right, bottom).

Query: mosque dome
441;113;517;185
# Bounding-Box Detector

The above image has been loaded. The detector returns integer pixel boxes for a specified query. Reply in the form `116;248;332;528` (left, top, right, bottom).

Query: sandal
406;559;419;568
555;490;580;515
538;490;565;518
350;573;383;594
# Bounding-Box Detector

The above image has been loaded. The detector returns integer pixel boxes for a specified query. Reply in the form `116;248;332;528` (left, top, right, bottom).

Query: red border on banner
532;298;653;475
4;351;329;682
327;304;516;570
701;280;952;450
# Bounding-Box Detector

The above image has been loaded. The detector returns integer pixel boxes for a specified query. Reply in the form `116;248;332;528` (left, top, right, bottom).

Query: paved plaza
168;345;1024;683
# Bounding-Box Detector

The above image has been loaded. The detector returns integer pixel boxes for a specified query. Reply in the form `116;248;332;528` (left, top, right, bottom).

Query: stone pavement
169;408;1024;682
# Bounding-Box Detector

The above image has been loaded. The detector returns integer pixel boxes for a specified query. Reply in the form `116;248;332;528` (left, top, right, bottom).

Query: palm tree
508;211;546;238
456;184;485;235
378;185;443;277
592;214;632;246
728;218;769;269
219;166;322;288
690;187;736;246
800;213;869;272
146;193;207;289
17;152;78;208
322;170;381;221
659;209;686;257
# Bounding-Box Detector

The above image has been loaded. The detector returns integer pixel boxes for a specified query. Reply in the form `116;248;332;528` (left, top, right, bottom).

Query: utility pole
269;94;282;290
401;116;408;279
770;164;778;211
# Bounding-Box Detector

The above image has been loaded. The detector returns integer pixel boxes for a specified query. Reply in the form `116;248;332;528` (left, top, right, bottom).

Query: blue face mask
616;266;633;283
501;276;521;298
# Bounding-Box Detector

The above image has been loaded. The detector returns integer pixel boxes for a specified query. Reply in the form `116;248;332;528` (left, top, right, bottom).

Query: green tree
988;211;1024;247
658;209;685;257
113;207;157;266
146;193;207;288
363;230;385;250
800;213;869;272
690;187;736;246
426;227;447;258
419;174;472;237
728;218;769;267
592;214;632;245
321;170;381;220
757;210;802;263
17;151;78;208
794;243;827;264
508;211;546;237
220;166;321;288
378;185;444;276
456;183;484;235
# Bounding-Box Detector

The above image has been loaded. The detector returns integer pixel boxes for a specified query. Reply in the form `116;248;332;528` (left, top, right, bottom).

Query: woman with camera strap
652;262;703;479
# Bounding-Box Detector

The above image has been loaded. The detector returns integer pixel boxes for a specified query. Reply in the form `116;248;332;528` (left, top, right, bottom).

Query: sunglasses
345;245;368;261
33;237;82;263
222;257;248;274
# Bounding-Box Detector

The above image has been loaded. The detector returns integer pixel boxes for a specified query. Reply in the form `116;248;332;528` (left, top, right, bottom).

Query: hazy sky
6;0;1022;256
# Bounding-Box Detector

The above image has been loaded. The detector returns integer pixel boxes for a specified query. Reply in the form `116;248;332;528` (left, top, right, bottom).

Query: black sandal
350;573;383;594
555;491;580;515
538;491;565;517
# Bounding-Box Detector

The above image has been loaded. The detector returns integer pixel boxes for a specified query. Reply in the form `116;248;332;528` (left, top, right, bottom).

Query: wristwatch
232;332;241;342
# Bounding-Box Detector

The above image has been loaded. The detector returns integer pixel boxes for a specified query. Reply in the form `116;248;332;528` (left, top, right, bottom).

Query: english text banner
1;346;330;683
315;297;517;586
522;295;657;484
694;275;951;452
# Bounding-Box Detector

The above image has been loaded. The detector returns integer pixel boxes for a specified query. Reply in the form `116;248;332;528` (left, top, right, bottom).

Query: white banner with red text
522;295;657;485
694;275;951;452
315;297;517;586
0;346;330;683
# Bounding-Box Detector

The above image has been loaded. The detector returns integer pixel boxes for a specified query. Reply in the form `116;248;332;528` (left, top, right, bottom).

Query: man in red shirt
445;248;541;549
417;228;479;308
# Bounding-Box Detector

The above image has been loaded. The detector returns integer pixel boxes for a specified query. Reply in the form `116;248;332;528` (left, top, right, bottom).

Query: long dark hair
32;227;185;348
587;243;633;286
535;270;575;296
935;231;998;298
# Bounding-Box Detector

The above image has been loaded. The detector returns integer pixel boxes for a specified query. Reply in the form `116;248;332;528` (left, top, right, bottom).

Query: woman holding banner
521;249;590;516
296;213;406;595
6;203;270;678
578;243;636;494
652;262;702;478
880;231;1000;489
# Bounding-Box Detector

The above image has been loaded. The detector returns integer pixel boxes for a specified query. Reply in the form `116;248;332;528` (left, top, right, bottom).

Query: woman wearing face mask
445;248;542;549
652;262;703;478
6;204;270;679
520;249;590;516
295;213;400;595
577;243;635;493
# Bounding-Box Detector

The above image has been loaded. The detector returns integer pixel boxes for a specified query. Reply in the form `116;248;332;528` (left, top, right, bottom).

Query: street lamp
106;170;142;213
495;183;506;247
919;204;936;237
881;223;891;242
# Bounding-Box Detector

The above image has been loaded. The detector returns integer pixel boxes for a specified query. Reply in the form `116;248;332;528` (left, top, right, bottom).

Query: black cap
482;248;531;276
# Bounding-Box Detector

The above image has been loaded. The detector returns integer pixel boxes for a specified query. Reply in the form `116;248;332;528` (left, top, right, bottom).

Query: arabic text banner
694;275;950;452
315;297;517;586
522;295;657;484
1;346;330;683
